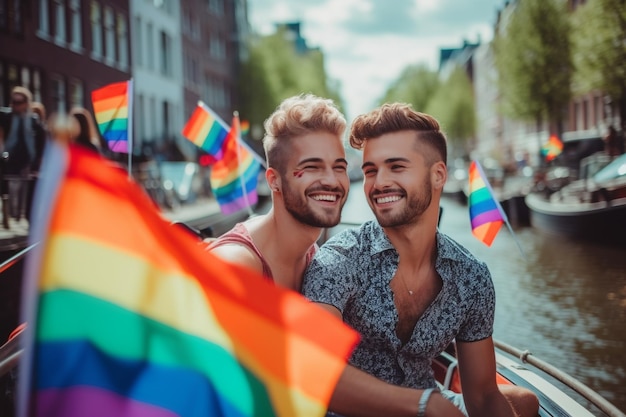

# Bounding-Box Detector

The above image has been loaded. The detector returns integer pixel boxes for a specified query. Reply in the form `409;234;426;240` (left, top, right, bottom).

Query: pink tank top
207;222;317;281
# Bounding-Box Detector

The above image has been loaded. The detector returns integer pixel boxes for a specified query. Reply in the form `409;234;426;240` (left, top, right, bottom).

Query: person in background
69;107;104;154
302;103;540;417
0;86;46;227
603;125;623;158
207;94;464;417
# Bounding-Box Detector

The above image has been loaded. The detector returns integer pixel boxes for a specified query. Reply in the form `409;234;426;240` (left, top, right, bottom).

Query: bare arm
457;337;518;417
317;303;464;417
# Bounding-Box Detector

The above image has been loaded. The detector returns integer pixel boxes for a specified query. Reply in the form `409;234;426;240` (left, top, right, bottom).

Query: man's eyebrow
361;157;410;170
296;157;348;166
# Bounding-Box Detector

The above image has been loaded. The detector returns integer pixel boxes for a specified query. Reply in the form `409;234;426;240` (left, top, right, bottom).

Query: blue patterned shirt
302;221;495;389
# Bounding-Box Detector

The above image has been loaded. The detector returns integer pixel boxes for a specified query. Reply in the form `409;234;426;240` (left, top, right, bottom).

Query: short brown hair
263;94;346;174
349;103;447;166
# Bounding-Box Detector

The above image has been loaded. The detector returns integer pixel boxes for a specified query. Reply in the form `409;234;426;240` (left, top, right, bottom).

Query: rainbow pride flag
541;134;563;162
181;101;229;160
18;142;358;417
468;160;506;246
210;114;261;215
91;80;132;153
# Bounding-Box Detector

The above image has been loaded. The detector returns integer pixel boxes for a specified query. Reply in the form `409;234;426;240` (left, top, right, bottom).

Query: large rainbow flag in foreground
210;114;260;215
468;160;506;247
91;80;132;153
18;142;358;417
181;101;229;162
541;134;563;162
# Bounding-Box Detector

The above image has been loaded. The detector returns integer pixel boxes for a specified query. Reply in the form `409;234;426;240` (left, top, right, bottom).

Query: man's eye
363;169;376;176
335;165;347;172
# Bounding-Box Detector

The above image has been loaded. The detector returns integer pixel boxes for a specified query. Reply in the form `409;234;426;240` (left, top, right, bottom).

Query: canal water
337;182;626;413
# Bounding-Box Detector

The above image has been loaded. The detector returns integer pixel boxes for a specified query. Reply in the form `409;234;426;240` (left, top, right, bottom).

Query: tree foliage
425;65;476;154
571;0;626;130
238;28;343;141
493;0;572;132
378;64;440;112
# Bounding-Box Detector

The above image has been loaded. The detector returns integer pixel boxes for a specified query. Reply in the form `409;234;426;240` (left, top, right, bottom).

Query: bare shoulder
207;242;264;275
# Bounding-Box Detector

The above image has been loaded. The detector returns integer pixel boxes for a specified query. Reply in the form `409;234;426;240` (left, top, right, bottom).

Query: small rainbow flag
241;119;250;136
18;142;358;417
181;102;229;160
541;134;563;162
210;113;261;215
91;80;132;153
468;160;505;246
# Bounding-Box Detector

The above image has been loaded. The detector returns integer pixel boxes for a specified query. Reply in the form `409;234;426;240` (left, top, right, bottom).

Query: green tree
493;0;572;137
378;64;440;112
425;65;476;157
239;28;343;142
571;0;626;132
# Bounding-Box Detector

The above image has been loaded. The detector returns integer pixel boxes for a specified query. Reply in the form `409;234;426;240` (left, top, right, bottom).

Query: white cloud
247;0;504;120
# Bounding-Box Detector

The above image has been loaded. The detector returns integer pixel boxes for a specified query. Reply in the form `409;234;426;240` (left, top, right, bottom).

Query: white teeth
312;194;337;202
376;196;401;204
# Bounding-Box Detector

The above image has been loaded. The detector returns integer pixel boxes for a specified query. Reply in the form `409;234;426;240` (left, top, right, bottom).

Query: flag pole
233;111;255;218
127;78;134;179
478;161;527;261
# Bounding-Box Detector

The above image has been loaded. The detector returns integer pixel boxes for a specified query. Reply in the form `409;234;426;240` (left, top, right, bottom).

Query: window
50;74;66;114
69;0;82;50
146;23;154;70
134;16;142;67
160;30;171;77
54;0;66;44
104;6;115;64
69;78;83;107
38;0;50;37
162;101;170;137
137;94;145;143
208;0;224;16
91;1;102;58
209;35;226;60
0;63;4;107
117;13;128;69
32;70;42;103
19;67;30;91
0;1;24;33
149;97;156;140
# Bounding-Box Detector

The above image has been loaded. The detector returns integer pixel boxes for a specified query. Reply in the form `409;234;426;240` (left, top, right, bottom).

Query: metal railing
494;340;625;417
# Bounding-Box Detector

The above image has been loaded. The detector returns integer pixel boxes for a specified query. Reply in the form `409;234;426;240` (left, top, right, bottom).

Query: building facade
130;0;184;154
180;0;246;124
0;0;131;114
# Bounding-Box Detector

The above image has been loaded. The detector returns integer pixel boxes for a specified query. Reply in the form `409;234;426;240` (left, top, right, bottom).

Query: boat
1;216;625;417
525;152;626;246
433;340;625;417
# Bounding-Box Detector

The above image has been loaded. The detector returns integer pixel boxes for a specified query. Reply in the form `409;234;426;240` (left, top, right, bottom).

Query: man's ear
431;161;447;190
266;168;281;192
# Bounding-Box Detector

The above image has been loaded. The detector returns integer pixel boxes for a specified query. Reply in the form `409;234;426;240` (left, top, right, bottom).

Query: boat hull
525;193;626;246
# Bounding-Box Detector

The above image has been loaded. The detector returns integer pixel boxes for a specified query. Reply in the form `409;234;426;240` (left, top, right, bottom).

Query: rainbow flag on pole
91;80;132;153
468;160;506;246
210;113;260;215
18;142;358;417
181;101;229;161
541;134;563;162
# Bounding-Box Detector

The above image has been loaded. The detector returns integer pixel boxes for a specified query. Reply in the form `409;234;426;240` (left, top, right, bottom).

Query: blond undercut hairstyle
263;93;346;175
349;103;447;166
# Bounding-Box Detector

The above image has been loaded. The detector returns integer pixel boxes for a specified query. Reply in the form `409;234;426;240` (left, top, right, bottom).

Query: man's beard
282;182;344;228
372;176;432;227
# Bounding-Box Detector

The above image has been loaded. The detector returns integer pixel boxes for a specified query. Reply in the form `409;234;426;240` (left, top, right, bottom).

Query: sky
247;0;506;121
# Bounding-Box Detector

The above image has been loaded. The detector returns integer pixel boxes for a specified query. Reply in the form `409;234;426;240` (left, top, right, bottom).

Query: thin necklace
398;273;413;295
